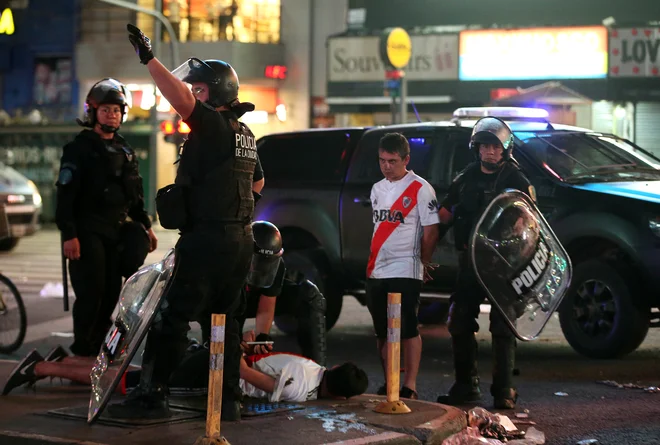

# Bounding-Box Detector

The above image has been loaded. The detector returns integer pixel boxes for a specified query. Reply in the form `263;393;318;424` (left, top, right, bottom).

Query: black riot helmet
247;221;284;289
77;78;129;133
172;57;242;108
469;117;515;171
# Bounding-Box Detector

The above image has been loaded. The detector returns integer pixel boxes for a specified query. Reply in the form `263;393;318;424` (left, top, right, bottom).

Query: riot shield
469;189;572;341
87;248;178;424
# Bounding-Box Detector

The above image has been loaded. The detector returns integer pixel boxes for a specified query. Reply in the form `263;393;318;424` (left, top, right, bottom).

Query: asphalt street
0;228;659;445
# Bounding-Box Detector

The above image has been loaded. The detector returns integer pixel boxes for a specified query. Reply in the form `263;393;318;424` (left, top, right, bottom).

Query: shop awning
491;81;593;106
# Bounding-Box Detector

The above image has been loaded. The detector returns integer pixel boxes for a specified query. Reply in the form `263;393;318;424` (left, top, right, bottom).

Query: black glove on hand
127;24;154;65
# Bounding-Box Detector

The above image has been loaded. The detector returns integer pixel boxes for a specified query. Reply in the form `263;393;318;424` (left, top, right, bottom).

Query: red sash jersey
367;171;440;280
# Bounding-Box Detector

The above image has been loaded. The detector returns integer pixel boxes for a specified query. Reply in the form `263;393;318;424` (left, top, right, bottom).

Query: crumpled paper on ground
443;408;545;445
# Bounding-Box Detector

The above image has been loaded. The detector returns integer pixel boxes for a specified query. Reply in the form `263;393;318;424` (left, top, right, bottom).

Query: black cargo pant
68;230;122;357
447;252;517;394
140;224;253;402
238;279;327;366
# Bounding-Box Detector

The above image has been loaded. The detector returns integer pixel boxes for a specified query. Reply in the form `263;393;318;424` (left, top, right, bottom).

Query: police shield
469;189;572;341
87;249;178;424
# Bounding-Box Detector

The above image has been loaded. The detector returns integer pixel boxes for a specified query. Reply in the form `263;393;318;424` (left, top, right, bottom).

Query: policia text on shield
436;117;535;410
106;24;261;421
55;78;158;358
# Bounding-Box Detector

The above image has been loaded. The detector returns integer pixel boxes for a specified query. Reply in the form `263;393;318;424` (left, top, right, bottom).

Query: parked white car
0;162;42;251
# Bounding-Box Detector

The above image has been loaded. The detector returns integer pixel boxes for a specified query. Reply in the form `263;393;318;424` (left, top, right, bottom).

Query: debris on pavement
515;413;529;419
596;380;660;393
554;392;569;396
576;440;598;445
441;426;506;444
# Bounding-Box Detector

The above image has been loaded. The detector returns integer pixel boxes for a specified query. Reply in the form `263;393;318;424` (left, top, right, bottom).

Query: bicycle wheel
0;273;27;354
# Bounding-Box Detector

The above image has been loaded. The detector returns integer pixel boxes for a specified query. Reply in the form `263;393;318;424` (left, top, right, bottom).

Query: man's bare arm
438;207;453;225
421;224;439;265
240;356;276;393
253;178;265;193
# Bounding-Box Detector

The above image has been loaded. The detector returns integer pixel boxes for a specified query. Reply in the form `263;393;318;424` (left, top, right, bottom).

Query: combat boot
491;336;517;409
437;335;482;405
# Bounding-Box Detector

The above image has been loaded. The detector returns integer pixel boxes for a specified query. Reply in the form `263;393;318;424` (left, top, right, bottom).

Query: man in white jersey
239;351;368;403
366;132;440;400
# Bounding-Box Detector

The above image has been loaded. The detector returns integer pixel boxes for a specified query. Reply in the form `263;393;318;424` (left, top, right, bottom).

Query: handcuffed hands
423;262;438;283
127;24;154;65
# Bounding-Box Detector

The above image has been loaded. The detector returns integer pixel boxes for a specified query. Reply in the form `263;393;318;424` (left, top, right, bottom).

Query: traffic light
161;117;190;145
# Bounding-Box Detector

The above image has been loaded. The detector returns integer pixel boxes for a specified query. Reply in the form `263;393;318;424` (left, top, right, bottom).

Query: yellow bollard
374;292;411;414
193;314;231;445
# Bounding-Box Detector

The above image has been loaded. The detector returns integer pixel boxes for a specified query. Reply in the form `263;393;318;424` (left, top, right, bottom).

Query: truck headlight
27;180;42;207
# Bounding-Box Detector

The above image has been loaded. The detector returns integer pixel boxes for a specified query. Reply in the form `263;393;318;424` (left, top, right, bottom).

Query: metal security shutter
634;102;660;156
591;101;614;134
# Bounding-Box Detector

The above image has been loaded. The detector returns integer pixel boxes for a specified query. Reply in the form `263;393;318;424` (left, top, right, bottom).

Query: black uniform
56;130;151;357
440;159;532;404
125;99;257;415
238;263;328;366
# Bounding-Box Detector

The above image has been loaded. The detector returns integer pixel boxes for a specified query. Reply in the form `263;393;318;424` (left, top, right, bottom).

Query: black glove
255;333;273;343
252;190;262;204
127;24;154;65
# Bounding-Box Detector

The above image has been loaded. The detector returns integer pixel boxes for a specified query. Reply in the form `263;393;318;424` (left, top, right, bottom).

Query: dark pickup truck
255;107;660;359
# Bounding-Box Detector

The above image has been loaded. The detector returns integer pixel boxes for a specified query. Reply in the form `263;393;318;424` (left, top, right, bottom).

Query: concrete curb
357;398;467;445
325;431;421;445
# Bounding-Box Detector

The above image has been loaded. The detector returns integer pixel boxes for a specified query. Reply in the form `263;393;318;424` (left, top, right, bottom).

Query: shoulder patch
57;168;74;186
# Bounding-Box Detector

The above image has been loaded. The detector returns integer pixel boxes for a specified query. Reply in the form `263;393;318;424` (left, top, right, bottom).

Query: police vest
453;161;521;249
178;111;257;225
101;136;142;212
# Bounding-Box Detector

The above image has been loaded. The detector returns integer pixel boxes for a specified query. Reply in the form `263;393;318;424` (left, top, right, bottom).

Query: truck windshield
514;130;660;183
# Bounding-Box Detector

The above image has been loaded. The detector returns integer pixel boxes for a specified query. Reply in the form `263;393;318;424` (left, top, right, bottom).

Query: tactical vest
102;136;142;212
453;161;521;250
178;111;257;226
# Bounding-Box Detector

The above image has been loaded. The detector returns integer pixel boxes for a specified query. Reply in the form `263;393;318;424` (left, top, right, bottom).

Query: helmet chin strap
480;158;504;172
99;123;119;134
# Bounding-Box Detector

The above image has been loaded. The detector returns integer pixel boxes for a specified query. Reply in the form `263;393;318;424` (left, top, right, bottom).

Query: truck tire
559;259;649;359
0;238;19;252
274;249;343;335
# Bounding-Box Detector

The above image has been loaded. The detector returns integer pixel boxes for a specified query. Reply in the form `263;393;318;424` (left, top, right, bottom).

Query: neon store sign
0;8;15;35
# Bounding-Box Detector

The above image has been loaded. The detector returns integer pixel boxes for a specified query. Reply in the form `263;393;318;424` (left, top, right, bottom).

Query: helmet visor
171;58;217;85
246;255;282;289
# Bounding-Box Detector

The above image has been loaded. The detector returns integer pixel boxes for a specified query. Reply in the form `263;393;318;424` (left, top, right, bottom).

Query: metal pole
146;0;163;219
400;75;408;124
98;0;179;219
97;0;180;67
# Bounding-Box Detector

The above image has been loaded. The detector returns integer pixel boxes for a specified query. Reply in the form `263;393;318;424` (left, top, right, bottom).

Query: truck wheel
0;238;19;252
559;259;649;359
274;249;343;335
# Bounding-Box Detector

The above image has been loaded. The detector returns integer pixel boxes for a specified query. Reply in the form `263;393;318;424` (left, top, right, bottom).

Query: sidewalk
0;361;466;445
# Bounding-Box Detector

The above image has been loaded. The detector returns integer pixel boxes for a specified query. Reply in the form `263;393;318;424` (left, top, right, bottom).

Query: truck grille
8;214;33;225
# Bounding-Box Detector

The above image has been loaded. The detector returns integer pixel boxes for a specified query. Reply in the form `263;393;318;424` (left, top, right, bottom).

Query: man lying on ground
2;341;368;404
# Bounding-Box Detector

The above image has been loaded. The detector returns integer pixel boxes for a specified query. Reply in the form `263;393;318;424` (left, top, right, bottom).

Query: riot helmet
246;221;284;289
172;58;242;108
470;117;514;171
78;78;130;133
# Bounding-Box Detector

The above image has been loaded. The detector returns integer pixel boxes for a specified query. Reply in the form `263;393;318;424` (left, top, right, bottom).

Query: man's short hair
379;133;410;160
325;362;368;398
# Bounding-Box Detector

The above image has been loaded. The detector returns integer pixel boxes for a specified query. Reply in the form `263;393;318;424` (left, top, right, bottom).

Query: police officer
436;117;536;410
238;221;327;366
56;78;157;358
108;24;258;421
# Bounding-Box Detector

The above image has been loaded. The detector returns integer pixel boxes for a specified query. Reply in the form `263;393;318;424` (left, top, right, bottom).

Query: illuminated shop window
162;0;280;44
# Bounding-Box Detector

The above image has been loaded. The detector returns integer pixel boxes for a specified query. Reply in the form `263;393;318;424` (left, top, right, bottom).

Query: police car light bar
453;107;550;120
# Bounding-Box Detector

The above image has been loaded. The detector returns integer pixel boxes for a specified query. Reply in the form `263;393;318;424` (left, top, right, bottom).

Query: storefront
326;32;461;125
608;27;660;155
0;1;79;123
